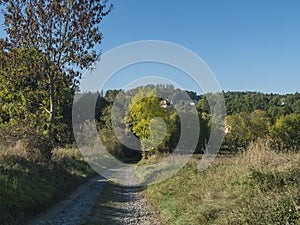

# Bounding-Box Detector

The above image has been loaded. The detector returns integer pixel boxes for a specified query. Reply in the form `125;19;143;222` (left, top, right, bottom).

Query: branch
26;98;51;115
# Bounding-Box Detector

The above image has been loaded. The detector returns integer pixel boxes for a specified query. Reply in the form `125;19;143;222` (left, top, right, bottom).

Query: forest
2;76;300;160
93;87;300;159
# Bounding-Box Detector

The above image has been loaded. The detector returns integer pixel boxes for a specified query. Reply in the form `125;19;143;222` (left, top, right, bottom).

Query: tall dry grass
143;139;300;225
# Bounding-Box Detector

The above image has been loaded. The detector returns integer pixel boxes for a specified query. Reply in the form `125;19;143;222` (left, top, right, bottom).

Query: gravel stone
28;176;106;225
28;166;162;225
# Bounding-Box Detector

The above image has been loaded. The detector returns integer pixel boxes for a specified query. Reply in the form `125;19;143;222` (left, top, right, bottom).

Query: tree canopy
0;0;112;159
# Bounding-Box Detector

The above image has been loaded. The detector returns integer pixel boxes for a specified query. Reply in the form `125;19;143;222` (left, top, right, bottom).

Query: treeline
1;75;300;159
94;85;210;159
93;88;300;157
224;91;300;119
222;91;300;152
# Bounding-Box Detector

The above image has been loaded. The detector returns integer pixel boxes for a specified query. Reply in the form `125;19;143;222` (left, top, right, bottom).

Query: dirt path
84;166;162;225
28;176;106;225
29;166;163;225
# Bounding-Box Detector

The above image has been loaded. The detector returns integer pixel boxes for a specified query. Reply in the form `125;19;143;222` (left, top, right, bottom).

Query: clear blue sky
1;0;300;94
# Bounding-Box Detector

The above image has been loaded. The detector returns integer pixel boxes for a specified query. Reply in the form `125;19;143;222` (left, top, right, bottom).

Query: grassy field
0;145;96;225
142;141;300;225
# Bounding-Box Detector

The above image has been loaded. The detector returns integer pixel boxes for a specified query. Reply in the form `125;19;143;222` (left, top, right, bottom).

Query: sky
1;0;300;94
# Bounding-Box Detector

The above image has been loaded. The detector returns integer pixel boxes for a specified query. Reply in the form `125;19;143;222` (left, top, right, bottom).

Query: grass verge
0;147;96;225
142;141;300;225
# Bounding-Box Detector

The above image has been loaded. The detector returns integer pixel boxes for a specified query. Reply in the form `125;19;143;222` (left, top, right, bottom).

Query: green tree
99;105;121;156
197;97;210;114
0;48;69;159
0;0;112;158
105;89;122;102
249;110;271;140
270;114;300;152
224;113;251;152
0;0;112;122
128;93;178;157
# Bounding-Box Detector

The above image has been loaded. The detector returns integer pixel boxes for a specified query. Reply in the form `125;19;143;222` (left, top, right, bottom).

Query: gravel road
28;176;106;225
28;166;162;225
104;166;162;225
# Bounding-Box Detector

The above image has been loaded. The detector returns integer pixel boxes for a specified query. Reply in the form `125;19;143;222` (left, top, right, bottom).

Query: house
159;98;171;108
189;100;197;106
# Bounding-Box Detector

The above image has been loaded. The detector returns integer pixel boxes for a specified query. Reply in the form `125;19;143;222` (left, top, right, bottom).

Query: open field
142;141;300;225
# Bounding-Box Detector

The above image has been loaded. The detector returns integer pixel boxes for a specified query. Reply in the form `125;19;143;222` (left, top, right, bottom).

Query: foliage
0;0;112;121
97;104;140;160
97;88;300;155
129;95;177;154
211;91;300;152
105;89;122;102
223;91;300;121
249;110;271;139
0;48;73;159
0;0;112;158
224;113;251;151
95;85;210;157
224;110;271;152
270;113;300;152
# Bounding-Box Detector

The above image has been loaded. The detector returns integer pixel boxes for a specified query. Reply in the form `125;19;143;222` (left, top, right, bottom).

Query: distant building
159;98;171;108
189;100;197;106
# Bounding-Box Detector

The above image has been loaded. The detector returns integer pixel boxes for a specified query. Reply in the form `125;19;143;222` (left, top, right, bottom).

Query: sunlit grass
0;146;96;225
142;140;300;224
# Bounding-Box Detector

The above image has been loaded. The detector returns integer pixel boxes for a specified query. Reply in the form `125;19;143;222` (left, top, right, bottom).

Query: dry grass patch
142;140;300;225
0;145;95;225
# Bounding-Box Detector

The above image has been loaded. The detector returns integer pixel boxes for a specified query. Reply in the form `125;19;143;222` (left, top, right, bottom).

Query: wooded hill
94;87;300;158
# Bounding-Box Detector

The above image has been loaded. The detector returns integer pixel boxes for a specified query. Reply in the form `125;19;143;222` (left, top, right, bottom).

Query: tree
105;89;122;102
197;97;210;114
0;0;112;123
0;48;76;159
0;0;112;158
127;87;179;157
224;113;252;152
196;112;210;153
270;114;300;152
97;104;140;160
249;110;271;140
